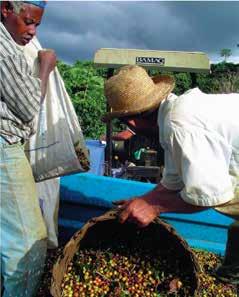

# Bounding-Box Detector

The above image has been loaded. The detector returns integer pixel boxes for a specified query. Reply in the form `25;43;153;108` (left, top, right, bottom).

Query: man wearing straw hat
103;65;239;285
0;1;56;296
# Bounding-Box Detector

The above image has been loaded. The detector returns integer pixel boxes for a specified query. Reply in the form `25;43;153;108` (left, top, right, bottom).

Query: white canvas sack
24;37;89;182
37;177;60;248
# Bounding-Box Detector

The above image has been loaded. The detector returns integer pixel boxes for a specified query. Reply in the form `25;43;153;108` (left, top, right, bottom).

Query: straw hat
102;65;175;122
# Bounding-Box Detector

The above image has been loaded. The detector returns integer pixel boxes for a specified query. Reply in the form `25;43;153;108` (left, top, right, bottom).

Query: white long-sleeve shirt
158;88;239;207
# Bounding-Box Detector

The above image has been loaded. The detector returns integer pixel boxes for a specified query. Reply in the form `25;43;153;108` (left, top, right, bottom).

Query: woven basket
50;209;200;296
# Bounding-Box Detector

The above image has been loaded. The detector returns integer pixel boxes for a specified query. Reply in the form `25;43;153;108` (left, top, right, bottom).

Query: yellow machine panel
94;48;210;73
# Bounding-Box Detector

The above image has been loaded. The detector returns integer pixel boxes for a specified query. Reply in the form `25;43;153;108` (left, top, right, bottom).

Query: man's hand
113;183;206;228
38;49;57;100
114;197;160;228
38;49;57;73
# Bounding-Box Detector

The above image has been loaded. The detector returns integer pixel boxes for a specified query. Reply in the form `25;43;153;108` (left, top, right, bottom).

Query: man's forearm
39;66;51;101
143;183;207;214
38;49;57;101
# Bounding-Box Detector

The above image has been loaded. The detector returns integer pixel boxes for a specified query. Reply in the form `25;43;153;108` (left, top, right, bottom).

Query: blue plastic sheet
59;173;234;255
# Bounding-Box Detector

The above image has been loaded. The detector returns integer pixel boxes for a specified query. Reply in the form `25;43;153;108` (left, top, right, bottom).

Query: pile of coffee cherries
36;247;238;297
195;250;238;297
61;242;192;297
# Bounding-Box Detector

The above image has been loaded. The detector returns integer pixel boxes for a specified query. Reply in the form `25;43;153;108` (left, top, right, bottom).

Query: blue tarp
59;173;234;255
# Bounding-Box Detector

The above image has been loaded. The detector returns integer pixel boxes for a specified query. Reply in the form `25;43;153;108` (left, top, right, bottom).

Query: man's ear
1;1;14;19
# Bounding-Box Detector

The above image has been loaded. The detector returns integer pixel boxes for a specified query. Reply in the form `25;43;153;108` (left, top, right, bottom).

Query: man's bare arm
38;49;57;101
115;183;207;228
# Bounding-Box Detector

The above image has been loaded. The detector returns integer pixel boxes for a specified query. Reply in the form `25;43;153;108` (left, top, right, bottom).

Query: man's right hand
38;49;57;73
113;196;161;228
113;184;205;228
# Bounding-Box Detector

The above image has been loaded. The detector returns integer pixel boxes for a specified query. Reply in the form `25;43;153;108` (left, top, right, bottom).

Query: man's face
121;109;159;137
1;3;44;45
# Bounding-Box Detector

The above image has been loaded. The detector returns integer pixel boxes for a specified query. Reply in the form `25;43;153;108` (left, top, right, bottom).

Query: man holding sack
0;1;56;296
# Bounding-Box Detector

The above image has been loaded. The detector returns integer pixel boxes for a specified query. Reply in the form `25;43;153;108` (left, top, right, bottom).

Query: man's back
162;88;239;150
159;88;239;207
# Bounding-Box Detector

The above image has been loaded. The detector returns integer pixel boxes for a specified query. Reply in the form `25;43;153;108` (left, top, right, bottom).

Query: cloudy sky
37;1;239;65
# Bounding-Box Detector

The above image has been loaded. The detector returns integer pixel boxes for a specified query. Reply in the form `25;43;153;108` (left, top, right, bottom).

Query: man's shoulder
0;26;23;60
0;38;21;60
177;87;204;100
172;88;205;112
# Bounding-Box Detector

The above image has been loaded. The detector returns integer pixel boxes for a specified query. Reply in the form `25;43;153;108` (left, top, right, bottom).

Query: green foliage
57;60;106;139
195;73;214;93
58;60;238;139
196;63;239;94
173;73;192;95
210;62;239;93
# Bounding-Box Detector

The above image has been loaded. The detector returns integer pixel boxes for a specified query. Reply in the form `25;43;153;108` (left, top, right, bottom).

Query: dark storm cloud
37;1;239;64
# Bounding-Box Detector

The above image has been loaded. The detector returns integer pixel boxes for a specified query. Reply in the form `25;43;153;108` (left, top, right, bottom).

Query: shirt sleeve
0;54;41;123
160;145;184;190
170;126;234;207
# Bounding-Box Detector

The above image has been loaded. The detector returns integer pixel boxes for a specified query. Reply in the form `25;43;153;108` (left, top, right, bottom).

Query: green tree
58;60;106;139
196;73;213;93
211;62;239;93
220;48;232;62
173;73;192;95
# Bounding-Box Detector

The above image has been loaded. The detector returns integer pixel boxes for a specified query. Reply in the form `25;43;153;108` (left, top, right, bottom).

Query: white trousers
0;137;47;297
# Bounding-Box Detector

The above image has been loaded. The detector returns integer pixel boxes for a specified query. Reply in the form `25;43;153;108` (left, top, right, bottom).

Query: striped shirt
0;22;41;144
